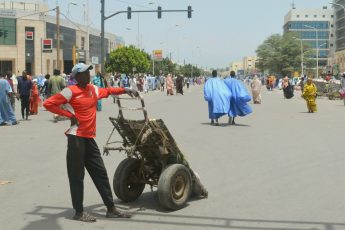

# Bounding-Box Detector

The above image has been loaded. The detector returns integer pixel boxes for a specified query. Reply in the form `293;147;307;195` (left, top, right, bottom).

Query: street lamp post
293;37;304;77
304;25;319;78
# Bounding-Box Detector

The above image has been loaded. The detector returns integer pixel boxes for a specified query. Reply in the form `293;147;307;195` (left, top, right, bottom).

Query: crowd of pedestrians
0;67;205;126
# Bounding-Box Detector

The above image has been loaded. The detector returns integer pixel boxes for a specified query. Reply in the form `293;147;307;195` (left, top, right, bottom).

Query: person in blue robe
204;70;231;126
224;71;252;125
92;72;106;111
0;74;18;126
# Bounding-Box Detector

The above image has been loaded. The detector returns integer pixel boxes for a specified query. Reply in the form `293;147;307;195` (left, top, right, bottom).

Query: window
81;36;85;50
314;15;317;18
331;15;334;18
297;14;300;18
305;14;309;18
0;18;16;45
322;15;326;18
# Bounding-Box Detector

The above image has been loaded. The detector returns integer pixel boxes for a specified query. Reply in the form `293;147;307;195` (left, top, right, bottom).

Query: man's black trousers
67;135;114;212
20;95;30;118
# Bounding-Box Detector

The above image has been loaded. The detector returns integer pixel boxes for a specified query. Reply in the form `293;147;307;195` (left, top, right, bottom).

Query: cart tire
158;164;192;210
113;158;145;202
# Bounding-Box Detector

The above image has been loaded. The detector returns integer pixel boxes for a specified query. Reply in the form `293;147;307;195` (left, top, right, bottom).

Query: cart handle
115;95;148;121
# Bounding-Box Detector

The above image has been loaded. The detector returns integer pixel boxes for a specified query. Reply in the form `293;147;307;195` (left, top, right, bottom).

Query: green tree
150;57;176;75
105;45;150;75
256;33;314;77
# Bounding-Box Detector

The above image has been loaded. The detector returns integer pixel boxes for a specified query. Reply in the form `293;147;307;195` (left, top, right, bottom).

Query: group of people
0;70;45;125
109;73;204;97
204;70;253;126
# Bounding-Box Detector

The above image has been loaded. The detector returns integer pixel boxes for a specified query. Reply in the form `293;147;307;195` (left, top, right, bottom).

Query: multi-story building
230;56;257;76
0;1;124;75
243;56;257;74
230;61;244;76
283;6;335;72
332;0;345;73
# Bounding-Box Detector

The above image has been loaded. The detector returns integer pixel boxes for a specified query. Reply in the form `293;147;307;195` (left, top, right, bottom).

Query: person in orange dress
30;80;40;115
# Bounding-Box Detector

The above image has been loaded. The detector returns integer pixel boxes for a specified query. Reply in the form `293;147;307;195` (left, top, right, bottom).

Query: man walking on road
224;71;252;125
17;71;32;120
203;70;231;126
44;63;139;222
0;73;18;126
48;69;65;122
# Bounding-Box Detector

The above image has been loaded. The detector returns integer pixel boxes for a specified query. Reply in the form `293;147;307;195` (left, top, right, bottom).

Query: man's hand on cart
124;88;140;98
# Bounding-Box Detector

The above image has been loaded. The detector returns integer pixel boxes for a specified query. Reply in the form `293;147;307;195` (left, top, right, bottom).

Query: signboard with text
153;50;163;61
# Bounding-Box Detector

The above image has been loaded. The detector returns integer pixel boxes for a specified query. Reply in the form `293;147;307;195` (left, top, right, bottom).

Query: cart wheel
158;164;192;210
113;158;145;202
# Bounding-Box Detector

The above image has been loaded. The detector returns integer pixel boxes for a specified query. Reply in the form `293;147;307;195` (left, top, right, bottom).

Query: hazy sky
46;0;328;69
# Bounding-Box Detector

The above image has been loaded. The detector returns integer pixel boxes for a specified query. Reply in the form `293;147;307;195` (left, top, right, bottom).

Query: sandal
73;212;97;222
106;209;131;218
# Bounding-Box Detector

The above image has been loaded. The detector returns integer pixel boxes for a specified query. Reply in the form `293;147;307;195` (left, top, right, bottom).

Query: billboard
153;50;163;61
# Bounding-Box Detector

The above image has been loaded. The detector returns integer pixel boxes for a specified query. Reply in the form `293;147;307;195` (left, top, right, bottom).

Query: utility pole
101;0;105;74
56;5;60;70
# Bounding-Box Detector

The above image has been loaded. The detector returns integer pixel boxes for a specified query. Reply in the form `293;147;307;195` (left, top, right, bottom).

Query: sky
44;0;328;69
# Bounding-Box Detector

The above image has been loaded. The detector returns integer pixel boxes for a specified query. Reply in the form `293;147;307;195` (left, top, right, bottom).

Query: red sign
26;31;33;40
42;39;52;50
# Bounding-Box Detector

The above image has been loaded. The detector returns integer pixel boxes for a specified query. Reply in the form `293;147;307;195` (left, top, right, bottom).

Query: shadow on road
22;196;345;230
200;122;251;127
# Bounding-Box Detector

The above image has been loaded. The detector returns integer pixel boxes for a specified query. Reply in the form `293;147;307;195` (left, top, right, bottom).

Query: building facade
332;0;345;73
283;7;334;71
243;56;257;74
0;1;124;75
230;61;244;76
230;56;257;77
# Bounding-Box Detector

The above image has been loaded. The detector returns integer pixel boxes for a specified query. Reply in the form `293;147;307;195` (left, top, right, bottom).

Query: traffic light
188;5;192;18
158;6;162;19
127;7;131;19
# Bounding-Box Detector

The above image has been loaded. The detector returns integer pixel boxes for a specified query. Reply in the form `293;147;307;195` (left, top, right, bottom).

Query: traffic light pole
100;0;192;75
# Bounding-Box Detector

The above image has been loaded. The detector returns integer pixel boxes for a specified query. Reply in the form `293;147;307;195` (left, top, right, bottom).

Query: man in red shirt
44;63;138;222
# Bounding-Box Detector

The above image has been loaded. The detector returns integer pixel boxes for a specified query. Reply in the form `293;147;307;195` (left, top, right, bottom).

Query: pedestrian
204;70;231;126
43;63;139;222
17;70;32;120
40;74;50;100
302;77;318;113
5;71;16;111
175;75;184;95
129;76;138;91
49;69;66;121
299;76;305;94
92;72;106;111
224;71;252;125
29;79;40;115
0;73;18;126
160;75;165;92
340;73;345;106
282;76;294;99
166;74;174;96
250;75;262;104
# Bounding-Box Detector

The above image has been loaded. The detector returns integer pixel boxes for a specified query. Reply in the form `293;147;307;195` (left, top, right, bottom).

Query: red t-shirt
43;84;125;138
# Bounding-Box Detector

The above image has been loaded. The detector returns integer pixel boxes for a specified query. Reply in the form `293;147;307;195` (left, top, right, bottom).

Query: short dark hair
230;71;236;77
53;69;60;75
6;71;12;78
212;70;217;77
45;74;50;80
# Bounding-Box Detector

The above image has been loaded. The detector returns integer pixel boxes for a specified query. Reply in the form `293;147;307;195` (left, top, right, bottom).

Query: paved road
1;85;345;230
